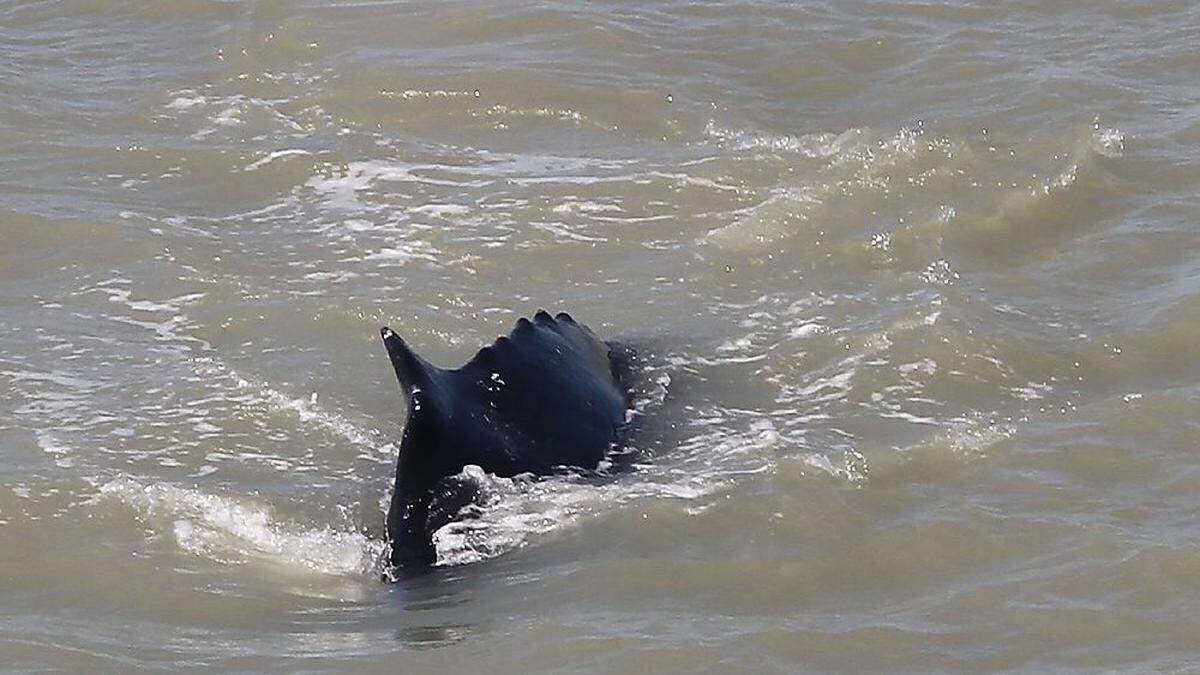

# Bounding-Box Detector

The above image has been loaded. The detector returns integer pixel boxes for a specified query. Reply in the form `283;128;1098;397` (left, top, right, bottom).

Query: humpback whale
380;310;629;570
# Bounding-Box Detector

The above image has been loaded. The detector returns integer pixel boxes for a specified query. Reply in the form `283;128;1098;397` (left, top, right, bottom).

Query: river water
2;0;1199;671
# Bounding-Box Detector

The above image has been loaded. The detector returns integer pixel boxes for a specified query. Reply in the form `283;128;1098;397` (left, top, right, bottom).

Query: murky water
3;0;1200;670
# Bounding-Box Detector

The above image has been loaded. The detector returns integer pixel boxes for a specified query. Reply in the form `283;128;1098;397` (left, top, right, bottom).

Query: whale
380;310;630;570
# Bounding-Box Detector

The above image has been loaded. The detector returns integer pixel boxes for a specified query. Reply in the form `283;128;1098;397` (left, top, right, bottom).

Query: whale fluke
380;311;629;570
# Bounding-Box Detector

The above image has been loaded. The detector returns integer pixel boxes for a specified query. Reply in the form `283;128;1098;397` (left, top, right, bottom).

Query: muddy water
2;0;1200;671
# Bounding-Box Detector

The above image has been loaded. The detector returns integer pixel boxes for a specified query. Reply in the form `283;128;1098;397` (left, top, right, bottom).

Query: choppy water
2;0;1199;671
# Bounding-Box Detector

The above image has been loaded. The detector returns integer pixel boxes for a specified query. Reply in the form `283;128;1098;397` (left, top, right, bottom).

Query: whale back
380;310;628;568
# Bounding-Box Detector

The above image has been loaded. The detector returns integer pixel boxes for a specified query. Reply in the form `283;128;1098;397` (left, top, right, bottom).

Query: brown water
3;0;1200;671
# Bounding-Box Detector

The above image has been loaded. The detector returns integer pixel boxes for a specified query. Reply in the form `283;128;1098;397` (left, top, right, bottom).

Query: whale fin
380;312;631;571
380;326;439;396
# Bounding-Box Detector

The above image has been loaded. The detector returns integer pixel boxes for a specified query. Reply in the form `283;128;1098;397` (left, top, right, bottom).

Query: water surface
3;0;1200;671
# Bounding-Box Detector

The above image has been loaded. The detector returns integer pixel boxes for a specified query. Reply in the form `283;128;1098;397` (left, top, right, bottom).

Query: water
2;0;1199;670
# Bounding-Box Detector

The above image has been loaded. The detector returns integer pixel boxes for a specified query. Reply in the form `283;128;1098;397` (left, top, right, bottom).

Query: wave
100;477;385;577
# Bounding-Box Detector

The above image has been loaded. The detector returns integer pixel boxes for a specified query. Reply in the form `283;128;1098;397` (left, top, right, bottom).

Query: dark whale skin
380;310;628;570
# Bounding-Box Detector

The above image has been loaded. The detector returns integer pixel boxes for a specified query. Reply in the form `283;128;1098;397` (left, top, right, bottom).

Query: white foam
408;203;471;218
361;241;442;265
1090;123;1125;158
1041;123;1125;195
165;92;205;110
35;431;74;468
785;369;855;405
100;477;385;576
189;358;383;452
249;379;381;449
529;221;608;243
705;121;864;158
429;462;728;567
304;160;488;211
703;124;957;249
161;89;313;141
243;149;312;172
788;323;826;339
551;200;621;215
